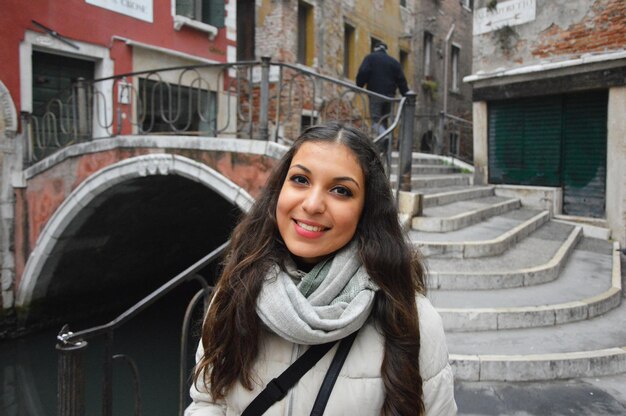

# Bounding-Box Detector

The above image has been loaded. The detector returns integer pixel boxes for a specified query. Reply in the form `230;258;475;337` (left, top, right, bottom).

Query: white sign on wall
86;0;153;23
474;0;536;35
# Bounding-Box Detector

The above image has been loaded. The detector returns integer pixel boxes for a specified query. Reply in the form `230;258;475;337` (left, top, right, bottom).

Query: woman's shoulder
415;294;450;381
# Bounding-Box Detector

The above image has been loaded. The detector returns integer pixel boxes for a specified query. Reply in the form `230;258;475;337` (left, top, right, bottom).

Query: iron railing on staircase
56;241;228;416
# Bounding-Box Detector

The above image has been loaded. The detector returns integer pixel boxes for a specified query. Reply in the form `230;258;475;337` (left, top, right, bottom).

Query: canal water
0;283;205;415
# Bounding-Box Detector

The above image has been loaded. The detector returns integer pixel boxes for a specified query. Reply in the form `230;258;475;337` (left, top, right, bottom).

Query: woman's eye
331;186;353;197
289;175;309;185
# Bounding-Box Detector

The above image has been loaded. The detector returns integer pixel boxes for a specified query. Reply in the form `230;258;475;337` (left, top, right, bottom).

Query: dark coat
356;50;409;97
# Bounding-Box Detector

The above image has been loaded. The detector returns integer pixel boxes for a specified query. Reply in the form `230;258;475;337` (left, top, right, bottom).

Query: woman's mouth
296;220;327;232
293;219;328;238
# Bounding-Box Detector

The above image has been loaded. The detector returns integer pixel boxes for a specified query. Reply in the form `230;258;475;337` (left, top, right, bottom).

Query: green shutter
562;90;607;217
488;96;561;186
488;90;608;218
488;100;524;184
521;96;562;186
204;0;225;27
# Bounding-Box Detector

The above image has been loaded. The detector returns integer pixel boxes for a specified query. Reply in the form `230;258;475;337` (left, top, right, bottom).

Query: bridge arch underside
25;175;241;324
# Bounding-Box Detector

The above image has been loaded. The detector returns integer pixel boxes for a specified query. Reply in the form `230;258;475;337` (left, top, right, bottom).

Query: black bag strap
309;330;358;416
242;331;358;416
242;340;336;416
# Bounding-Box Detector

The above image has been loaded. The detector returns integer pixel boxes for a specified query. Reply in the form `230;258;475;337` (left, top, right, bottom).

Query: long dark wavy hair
194;122;426;415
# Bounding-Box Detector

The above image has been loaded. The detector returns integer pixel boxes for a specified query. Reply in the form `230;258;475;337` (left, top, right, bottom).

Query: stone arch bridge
7;136;285;323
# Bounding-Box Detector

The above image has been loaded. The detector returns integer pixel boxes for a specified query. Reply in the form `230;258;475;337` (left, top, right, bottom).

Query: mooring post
56;326;87;416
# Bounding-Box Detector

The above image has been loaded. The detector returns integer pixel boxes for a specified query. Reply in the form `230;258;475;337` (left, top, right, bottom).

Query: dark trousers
369;97;392;133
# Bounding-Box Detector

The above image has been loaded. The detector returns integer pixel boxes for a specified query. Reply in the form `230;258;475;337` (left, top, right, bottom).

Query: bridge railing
25;59;409;158
56;241;227;416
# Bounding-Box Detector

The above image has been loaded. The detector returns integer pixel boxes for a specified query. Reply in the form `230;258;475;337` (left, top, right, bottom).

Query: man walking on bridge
356;42;409;134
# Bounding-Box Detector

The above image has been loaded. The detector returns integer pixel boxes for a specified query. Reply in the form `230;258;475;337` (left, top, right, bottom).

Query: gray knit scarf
256;241;380;345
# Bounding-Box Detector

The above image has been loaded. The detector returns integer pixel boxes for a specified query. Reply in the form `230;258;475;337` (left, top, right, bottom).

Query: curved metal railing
25;58;405;163
56;241;228;416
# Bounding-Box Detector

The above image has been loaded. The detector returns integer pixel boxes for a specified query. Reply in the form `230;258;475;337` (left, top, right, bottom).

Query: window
139;79;217;135
237;0;255;60
460;0;473;10
301;114;318;131
176;0;225;27
399;50;409;76
451;45;460;92
298;1;314;66
343;23;355;78
423;32;433;78
449;131;460;155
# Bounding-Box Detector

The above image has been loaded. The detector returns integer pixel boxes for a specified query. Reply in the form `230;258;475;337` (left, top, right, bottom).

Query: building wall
256;0;411;80
473;0;626;74
255;0;474;153
469;0;626;245
414;0;474;154
0;0;232;113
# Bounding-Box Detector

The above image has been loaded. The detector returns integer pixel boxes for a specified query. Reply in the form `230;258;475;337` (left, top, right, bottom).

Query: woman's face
276;141;366;264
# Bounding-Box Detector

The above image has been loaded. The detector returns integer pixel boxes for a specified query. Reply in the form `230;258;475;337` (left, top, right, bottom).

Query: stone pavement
455;373;626;415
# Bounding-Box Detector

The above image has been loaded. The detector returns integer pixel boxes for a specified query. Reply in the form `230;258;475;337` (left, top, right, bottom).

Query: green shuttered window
488;90;608;217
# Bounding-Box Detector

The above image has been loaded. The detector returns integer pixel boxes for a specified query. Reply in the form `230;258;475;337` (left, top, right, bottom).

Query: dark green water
0;284;203;416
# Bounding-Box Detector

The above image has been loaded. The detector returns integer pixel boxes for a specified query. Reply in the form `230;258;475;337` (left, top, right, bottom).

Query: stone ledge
427;226;582;289
451;347;626;381
437;240;621;331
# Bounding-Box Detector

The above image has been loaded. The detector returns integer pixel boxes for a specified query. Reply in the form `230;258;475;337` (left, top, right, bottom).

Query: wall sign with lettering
86;0;153;23
474;0;536;35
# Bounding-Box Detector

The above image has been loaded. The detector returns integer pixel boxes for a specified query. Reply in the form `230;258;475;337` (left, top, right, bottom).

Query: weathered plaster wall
473;0;626;74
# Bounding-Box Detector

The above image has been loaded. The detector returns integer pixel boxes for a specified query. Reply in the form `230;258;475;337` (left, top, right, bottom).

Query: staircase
396;152;625;382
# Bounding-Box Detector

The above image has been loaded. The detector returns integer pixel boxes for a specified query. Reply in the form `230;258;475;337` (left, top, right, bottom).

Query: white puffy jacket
186;295;457;416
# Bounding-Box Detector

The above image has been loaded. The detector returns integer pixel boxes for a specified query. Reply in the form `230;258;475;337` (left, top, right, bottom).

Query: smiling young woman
187;123;457;416
276;141;365;265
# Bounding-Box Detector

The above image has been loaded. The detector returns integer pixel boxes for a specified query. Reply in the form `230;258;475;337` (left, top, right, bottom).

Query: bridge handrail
24;58;406;163
58;240;227;344
56;240;228;416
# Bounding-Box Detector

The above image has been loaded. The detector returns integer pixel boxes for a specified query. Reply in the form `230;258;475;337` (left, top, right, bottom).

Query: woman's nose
302;188;325;214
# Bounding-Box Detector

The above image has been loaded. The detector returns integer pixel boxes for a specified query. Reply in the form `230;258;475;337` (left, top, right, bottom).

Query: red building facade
0;0;232;128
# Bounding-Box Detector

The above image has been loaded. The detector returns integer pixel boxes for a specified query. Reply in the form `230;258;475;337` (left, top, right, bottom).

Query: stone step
391;163;460;175
424;222;582;289
390;173;472;190
412;209;549;258
391;151;448;166
421;185;495;208
412;196;520;232
429;237;618;331
447;243;625;381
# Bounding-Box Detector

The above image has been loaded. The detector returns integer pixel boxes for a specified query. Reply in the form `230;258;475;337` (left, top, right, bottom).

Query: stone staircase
394;152;625;382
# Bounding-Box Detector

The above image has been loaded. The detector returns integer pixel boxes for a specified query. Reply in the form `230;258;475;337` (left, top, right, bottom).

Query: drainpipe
437;24;455;155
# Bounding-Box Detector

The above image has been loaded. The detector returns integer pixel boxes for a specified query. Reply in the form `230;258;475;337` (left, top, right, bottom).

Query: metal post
102;330;114;416
57;326;88;416
75;77;89;140
398;92;417;194
259;57;271;141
